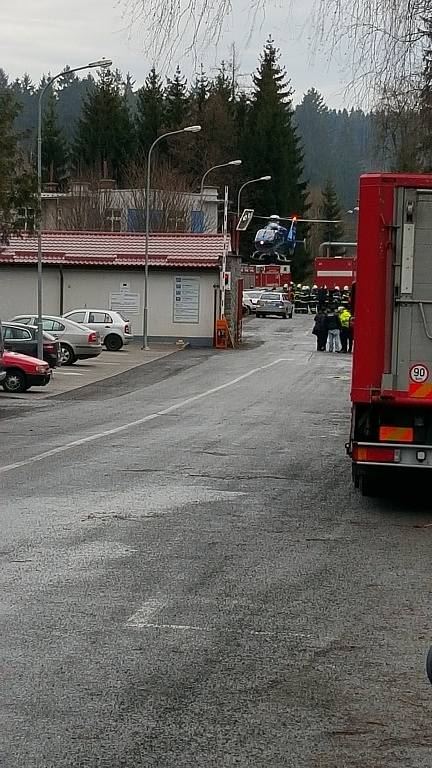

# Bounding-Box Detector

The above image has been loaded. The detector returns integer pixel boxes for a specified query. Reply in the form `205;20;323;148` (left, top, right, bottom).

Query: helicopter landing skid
251;251;266;262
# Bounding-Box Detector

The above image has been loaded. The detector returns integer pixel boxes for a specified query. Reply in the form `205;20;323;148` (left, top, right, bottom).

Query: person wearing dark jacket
312;310;328;351
325;308;342;352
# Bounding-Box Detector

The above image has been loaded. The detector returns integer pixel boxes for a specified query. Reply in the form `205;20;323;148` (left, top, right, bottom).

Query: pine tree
240;38;308;277
74;67;134;181
320;179;344;243
0;77;36;241
165;66;189;129
212;61;232;103
189;65;209;113
294;89;330;187
41;89;68;186
135;67;165;157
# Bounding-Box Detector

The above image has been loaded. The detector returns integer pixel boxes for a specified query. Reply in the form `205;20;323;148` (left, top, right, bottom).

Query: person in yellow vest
339;306;352;352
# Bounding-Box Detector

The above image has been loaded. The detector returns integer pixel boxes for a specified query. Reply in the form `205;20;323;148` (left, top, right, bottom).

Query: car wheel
2;369;27;393
60;343;76;366
105;334;123;352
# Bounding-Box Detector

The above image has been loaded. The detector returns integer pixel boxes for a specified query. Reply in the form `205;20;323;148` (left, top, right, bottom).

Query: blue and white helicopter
252;214;338;263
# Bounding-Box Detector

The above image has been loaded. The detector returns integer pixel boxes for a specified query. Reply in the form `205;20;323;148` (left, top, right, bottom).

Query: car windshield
262;293;282;300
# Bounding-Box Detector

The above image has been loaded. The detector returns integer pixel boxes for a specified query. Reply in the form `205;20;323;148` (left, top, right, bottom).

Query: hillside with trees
0;38;386;276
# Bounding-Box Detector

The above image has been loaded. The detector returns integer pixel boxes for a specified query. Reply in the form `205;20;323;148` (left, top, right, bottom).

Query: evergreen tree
0;77;36;241
57;73;94;143
41;89;68;186
189;64;209;113
320;179;344;243
240;38;308;277
212;61;232;103
295;89;330;187
135;67;165;157
74;67;134;181
165;66;189;129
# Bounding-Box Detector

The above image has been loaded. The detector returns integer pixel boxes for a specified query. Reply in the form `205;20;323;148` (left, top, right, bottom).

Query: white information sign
109;289;140;315
409;363;429;383
173;276;200;323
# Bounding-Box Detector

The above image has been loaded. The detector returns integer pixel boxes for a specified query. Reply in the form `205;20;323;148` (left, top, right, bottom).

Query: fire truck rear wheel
359;470;379;498
351;463;360;488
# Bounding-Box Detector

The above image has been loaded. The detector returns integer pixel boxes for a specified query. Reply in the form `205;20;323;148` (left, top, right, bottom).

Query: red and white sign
409;364;429;383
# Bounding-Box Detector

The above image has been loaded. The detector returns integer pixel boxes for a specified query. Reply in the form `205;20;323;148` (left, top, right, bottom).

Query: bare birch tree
126;160;199;232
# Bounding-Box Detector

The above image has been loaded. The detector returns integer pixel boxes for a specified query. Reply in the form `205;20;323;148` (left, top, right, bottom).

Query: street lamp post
37;59;112;359
142;125;201;350
236;175;271;255
199;160;242;205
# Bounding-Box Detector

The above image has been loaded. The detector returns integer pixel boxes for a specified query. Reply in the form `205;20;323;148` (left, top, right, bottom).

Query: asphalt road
1;314;431;768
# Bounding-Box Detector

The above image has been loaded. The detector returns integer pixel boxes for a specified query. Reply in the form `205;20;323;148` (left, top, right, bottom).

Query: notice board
173;276;200;323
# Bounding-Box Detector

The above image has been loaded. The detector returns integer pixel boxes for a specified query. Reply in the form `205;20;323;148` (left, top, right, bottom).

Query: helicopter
251;214;340;263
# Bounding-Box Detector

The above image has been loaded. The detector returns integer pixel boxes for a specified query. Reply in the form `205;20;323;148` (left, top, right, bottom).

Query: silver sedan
255;292;294;319
11;314;103;365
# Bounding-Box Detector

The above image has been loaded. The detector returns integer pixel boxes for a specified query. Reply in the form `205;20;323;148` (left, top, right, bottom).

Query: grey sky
3;0;350;107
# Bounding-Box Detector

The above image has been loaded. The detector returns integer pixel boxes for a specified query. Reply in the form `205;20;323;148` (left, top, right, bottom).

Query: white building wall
0;267;61;318
0;266;217;345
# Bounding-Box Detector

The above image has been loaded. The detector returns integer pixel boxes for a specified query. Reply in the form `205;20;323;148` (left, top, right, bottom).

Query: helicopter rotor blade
253;215;341;224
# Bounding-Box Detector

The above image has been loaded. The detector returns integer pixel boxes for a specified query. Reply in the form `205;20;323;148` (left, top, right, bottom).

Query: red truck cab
348;173;432;494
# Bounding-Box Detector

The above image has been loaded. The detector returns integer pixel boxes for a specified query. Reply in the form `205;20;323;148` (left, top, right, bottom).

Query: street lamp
142;125;201;350
236;175;271;255
237;175;271;217
36;59;112;359
200;160;242;199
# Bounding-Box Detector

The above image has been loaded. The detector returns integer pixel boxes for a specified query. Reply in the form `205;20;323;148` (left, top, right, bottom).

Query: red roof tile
0;231;226;268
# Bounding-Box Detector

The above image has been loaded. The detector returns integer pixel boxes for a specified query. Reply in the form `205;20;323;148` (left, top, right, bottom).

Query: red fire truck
313;255;356;289
348;173;432;495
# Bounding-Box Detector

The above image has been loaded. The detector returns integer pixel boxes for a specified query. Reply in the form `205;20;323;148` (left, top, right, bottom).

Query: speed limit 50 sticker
409;364;430;383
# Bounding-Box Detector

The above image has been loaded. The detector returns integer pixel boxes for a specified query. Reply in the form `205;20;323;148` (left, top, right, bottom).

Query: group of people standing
312;306;353;353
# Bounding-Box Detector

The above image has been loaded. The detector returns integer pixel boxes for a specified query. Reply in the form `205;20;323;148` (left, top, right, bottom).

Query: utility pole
221;185;229;318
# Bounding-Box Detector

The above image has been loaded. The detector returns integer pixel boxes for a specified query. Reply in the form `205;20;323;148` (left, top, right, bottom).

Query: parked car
2;322;60;367
63;309;133;351
0;320;6;385
256;291;294;319
0;350;51;393
11;315;103;366
243;290;264;314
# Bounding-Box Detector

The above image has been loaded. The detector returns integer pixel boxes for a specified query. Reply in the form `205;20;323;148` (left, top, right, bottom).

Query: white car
63;309;133;351
243;290;265;314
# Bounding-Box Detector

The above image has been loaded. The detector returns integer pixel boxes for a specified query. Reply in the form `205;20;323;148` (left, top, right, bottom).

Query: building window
127;208;145;232
191;210;205;233
16;207;35;232
105;208;122;232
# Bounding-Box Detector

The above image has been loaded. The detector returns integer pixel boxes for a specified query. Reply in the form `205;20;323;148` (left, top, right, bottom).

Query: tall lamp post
236;175;271;255
142;125;201;349
200;160;242;202
37;58;112;359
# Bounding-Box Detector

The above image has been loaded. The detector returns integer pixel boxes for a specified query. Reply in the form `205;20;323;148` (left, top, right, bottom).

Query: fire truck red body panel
352;173;432;404
350;173;432;491
314;256;356;289
241;264;291;289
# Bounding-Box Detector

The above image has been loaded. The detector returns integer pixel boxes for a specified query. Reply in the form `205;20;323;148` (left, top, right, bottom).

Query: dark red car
0;350;51;393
